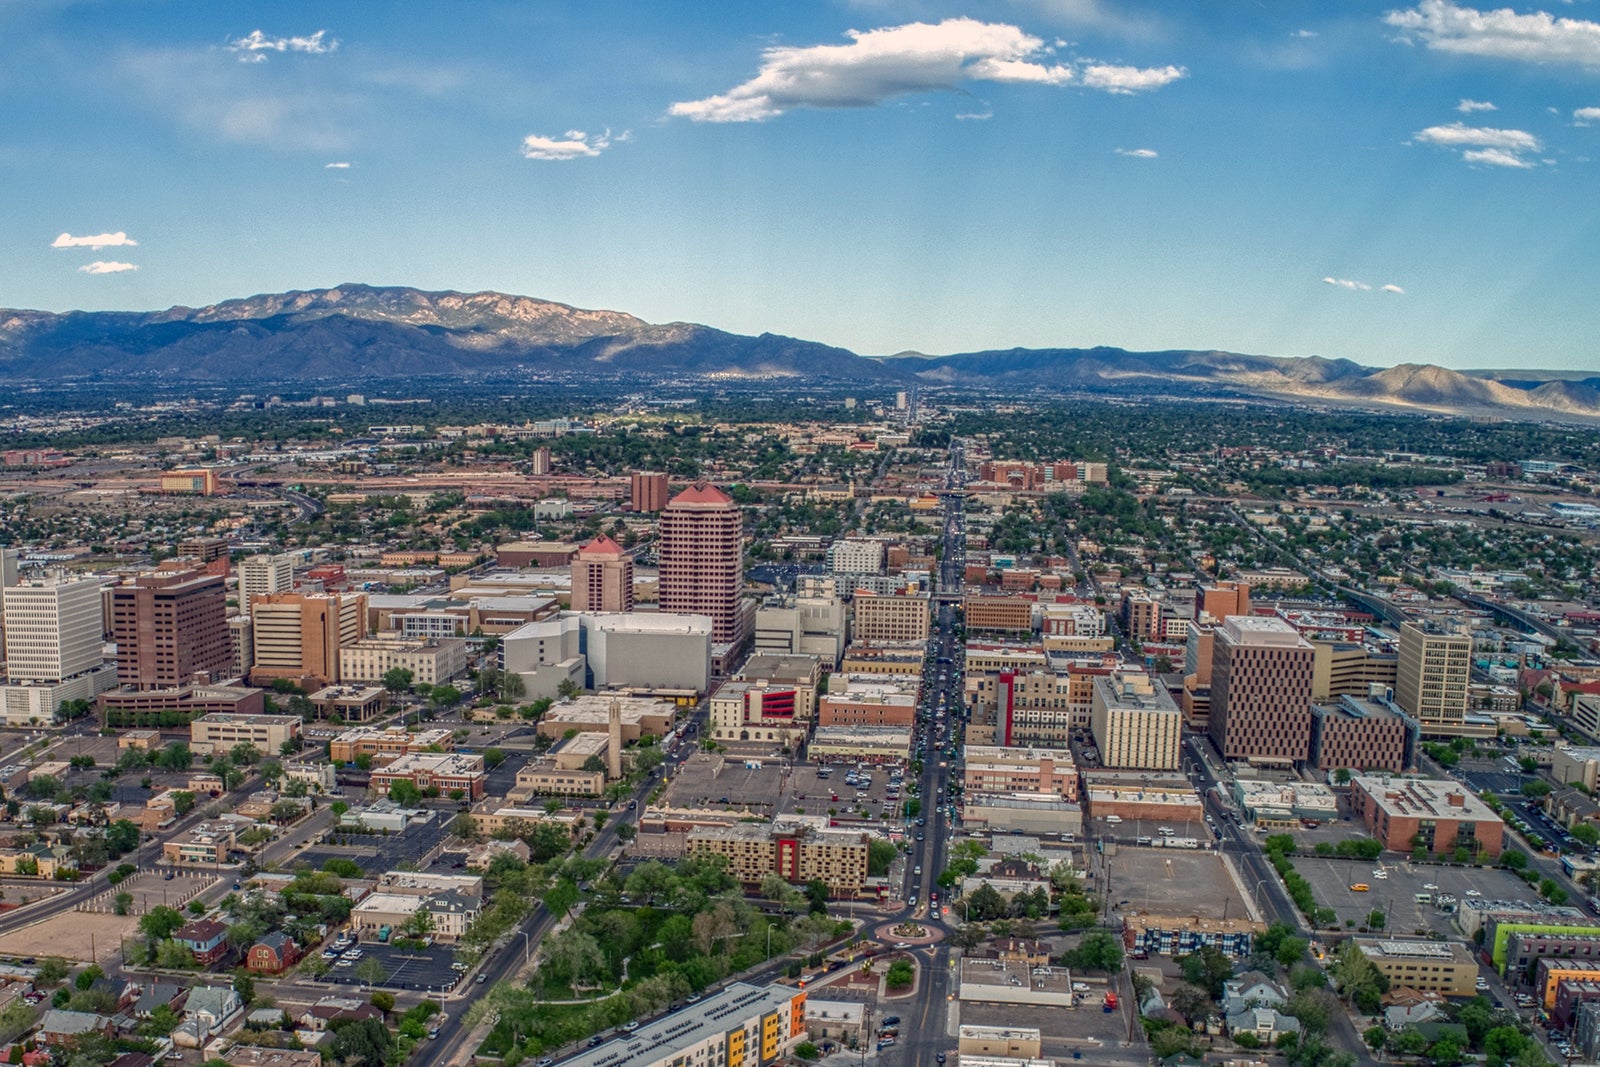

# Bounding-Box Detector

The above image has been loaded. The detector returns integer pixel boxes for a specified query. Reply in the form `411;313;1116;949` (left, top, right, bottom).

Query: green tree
353;957;389;989
112;891;134;915
387;778;424;806
1179;945;1234;998
171;790;197;816
369;990;396;1016
155;939;197;968
885;959;914;989
139;905;186;941
382;667;415;694
330;1016;392;1066
1060;930;1123;973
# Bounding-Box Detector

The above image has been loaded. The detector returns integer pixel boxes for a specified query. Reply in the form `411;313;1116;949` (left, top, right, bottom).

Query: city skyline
4;1;1599;369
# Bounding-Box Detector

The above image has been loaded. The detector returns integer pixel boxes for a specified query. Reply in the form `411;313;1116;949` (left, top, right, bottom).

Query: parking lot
788;763;910;824
1095;847;1249;921
320;939;466;995
296;810;453;877
1290;855;1534;935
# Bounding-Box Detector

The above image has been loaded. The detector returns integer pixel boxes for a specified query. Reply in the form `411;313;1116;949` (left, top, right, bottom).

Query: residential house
1222;971;1288;1017
296;996;383;1033
246;932;301;975
172;985;244;1048
1382;989;1449;1030
1225;1007;1301;1044
173;919;231;965
132;982;187;1019
35;1009;115;1046
88;976;137;1013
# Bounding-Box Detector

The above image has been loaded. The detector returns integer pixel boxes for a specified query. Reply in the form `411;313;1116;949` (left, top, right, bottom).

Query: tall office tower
658;482;744;645
238;552;295;615
630;471;670;513
2;571;104;682
1196;580;1252;622
530;446;552;475
110;567;232;689
1396;620;1472;733
248;591;367;689
570;535;634;613
0;548;18;589
1208;615;1315;764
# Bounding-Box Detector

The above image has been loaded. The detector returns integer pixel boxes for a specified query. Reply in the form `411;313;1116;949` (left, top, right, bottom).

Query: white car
1422;883;1439;891
1466;889;1483;897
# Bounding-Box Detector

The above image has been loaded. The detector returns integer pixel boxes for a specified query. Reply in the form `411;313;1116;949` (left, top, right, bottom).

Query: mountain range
2;284;1596;420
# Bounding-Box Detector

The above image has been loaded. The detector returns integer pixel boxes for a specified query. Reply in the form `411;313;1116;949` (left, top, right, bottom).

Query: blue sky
4;0;1599;370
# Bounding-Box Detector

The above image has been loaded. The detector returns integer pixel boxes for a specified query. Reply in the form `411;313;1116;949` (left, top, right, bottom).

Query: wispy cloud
324;161;351;169
668;18;1183;123
1322;276;1372;291
1413;120;1542;167
52;231;137;250
1576;106;1600;124
1291;29;1319;39
227;29;338;63
1463;146;1534;167
955;110;993;121
1115;147;1158;158
78;261;137;274
1381;284;1406;294
1456;98;1496;112
1384;0;1600;68
520;129;618;160
1080;62;1186;94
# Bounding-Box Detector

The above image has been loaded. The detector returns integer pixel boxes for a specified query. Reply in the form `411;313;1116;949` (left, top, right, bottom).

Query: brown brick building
1350;774;1504;857
630;471;670;513
1207;616;1315;764
658;482;745;645
963;595;1033;634
110;567;232;690
570;534;634;613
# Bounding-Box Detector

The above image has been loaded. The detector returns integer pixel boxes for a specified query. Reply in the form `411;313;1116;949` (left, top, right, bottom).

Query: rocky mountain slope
2;284;1595;418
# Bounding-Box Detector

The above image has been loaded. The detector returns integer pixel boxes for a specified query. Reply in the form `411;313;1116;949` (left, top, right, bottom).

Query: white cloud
1322;276;1372;291
1115;147;1158;157
520;129;616;160
1079;62;1187;93
1381;283;1407;294
78;261;137;274
1456;98;1497;112
1384;0;1600;68
955;110;994;120
1414;121;1543;166
1463;146;1535;166
1291;29;1319;39
227;29;338;61
1576;106;1600;124
325;161;351;169
668;18;1181;122
52;231;137;250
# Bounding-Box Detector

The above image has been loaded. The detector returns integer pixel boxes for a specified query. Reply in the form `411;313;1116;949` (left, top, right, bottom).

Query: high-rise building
1208;615;1315;764
530;446;552;475
238;552;296;615
657;482;745;645
570;535;634;613
1;571;104;682
110;567;232;690
248;591;367;689
1090;670;1183;770
1196;580;1252;623
1396;620;1472;734
829;539;885;576
630;471;670;513
1120;591;1160;643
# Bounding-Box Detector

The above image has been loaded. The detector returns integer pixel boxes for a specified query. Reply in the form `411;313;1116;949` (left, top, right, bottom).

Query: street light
519;930;531;966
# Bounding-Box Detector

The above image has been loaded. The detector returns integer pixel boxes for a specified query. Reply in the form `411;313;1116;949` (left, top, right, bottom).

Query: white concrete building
1089;670;1183;771
2;572;104;682
238;552;295;616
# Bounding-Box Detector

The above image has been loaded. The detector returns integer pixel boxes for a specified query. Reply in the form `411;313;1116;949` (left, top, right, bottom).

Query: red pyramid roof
668;481;733;506
578;534;626;558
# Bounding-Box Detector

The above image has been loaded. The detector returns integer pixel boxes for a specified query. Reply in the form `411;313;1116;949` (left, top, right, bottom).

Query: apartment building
852;591;930;644
685;821;869;895
109;567;232;690
189;713;302;756
990;663;1113;744
1349;774;1504;857
829;539;885;575
962;745;1079;800
1208;616;1315;765
711;681;810;748
1090;670;1182;771
551;982;807;1067
1356;939;1478;997
1119;592;1160;643
338;635;467;688
1396;621;1473;735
